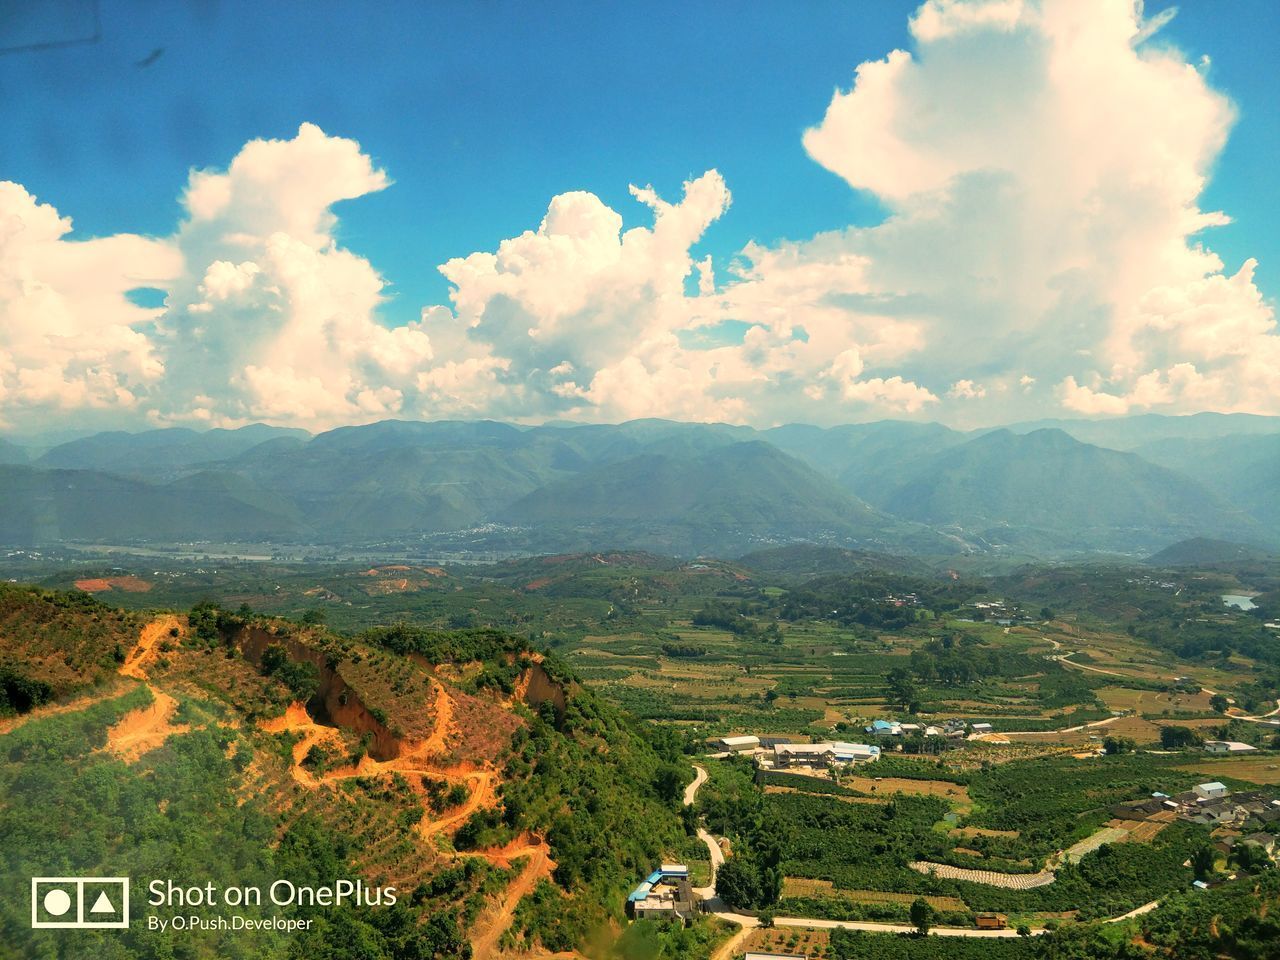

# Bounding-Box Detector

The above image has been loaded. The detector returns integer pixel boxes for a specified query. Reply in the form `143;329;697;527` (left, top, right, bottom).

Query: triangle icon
90;891;115;914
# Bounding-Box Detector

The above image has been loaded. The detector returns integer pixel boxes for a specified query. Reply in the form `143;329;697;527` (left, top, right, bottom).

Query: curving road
685;760;1165;948
684;763;1052;940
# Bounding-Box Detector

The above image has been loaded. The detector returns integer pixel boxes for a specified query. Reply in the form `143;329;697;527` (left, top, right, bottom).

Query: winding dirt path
121;614;181;680
418;677;454;755
104;689;184;762
0;688;128;736
259;702;345;785
468;838;556;960
257;671;550;956
99;614;191;762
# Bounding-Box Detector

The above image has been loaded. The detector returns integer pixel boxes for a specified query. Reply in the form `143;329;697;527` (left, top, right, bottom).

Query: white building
1194;781;1230;800
1204;740;1257;754
773;743;834;768
831;742;881;763
772;741;880;769
717;735;761;753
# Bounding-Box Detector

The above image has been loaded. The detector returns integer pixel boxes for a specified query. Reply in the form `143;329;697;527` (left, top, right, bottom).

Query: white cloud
0;181;180;423
948;379;986;400
2;1;1277;431
774;0;1277;421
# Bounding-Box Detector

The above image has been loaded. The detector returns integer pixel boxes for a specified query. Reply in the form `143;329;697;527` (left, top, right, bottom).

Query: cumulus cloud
0;181;180;424
2;0;1277;431
782;0;1278;421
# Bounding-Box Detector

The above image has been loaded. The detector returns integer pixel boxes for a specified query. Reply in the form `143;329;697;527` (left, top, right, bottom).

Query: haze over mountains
1;413;1276;559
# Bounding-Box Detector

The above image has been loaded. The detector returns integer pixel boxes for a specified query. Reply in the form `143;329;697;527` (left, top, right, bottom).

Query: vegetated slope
0;464;304;544
0;585;138;717
737;544;933;580
1133;432;1280;529
0;438;28;465
223;420;586;536
1003;411;1280;450
0;591;696;958
36;424;308;478
764;421;966;497
873;428;1266;554
1146;537;1278;567
500;440;931;555
533;418;751;465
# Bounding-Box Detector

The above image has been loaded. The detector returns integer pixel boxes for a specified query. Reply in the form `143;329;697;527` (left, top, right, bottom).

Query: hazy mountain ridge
869;428;1266;553
0;415;1276;557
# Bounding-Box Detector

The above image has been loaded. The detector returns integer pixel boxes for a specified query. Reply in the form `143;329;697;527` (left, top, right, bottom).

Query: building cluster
713;734;882;771
1112;781;1279;861
626;864;697;920
864;717;975;738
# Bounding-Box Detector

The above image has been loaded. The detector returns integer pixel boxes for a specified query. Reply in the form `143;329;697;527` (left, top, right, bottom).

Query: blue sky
2;0;1278;430
6;0;1274;320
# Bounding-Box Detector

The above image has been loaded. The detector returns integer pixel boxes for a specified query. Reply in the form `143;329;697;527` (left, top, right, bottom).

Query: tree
910;897;932;935
1232;840;1273;873
1040;607;1054;621
1193;845;1216;880
1017;924;1032;937
886;667;920;713
715;857;761;910
1160;725;1202;749
652;763;686;805
1210;694;1230;714
1103;736;1136;755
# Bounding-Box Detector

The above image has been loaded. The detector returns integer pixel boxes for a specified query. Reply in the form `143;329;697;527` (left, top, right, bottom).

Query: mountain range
1;413;1276;558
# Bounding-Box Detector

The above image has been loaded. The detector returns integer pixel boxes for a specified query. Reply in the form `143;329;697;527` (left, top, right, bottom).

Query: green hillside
876;428;1267;553
499;441;926;555
0;593;701;959
1135;432;1280;528
36;424;308;477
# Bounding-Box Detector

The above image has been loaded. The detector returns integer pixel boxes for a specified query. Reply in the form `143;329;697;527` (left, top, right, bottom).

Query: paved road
1231;698;1280;725
686;765;723;897
1106;900;1160;923
714;910;1047;938
685;762;1055;941
684;764;709;806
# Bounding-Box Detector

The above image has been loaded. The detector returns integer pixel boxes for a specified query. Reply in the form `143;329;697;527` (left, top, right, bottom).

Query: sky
1;0;1278;433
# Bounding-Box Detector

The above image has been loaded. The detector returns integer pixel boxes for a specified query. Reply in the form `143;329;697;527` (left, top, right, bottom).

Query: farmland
2;544;1279;956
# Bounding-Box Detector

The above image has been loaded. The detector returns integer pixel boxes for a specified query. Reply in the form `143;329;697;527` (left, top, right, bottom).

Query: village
620;726;1280;959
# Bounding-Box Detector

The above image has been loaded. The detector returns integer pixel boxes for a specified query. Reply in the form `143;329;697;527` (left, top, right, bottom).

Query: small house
1194;782;1230;800
1204;741;1257;754
773;743;834;768
866;719;902;736
830;742;880;764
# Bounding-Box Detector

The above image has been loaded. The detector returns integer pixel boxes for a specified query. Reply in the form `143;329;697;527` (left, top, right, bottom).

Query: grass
1174;756;1280;785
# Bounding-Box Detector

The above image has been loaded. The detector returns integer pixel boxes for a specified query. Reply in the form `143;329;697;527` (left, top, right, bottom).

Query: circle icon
43;888;72;916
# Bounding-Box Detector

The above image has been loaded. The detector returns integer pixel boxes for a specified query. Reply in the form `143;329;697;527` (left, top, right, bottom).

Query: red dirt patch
75;576;152;593
121;614;184;680
104;688;186;762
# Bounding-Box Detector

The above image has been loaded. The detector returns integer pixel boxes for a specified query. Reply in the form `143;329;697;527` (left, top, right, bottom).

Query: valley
2;533;1279;958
